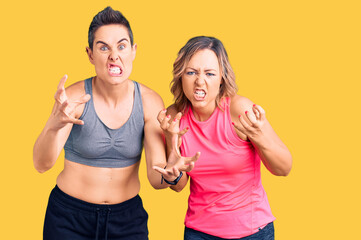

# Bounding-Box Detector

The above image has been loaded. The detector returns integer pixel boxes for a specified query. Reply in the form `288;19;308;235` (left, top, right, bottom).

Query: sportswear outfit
43;78;148;240
179;97;275;239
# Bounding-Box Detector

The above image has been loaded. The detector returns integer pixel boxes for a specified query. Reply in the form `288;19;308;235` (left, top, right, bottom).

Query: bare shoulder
64;80;86;101
64;79;87;118
137;82;164;120
230;95;254;118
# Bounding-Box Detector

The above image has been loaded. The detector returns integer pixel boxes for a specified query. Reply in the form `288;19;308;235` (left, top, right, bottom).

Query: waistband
51;185;142;214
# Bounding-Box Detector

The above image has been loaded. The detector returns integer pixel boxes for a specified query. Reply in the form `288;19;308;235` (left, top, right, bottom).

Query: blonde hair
170;36;238;112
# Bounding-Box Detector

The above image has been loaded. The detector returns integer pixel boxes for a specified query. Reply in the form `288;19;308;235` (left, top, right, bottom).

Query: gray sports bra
64;77;144;168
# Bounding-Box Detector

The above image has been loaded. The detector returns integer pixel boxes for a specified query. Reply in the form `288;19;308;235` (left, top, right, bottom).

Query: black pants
44;185;149;240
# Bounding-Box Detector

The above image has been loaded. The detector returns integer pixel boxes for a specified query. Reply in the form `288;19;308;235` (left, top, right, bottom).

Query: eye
118;45;125;50
100;46;109;51
206;73;216;76
186;71;195;75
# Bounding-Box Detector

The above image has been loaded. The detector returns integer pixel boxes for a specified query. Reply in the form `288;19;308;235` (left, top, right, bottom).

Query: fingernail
231;122;235;125
173;118;177;122
245;111;248;114
186;127;189;130
238;115;241;118
253;104;256;107
163;109;166;112
167;115;170;118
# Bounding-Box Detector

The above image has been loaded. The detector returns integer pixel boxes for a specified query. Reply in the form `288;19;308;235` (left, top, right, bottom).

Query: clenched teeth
195;90;205;97
109;67;121;74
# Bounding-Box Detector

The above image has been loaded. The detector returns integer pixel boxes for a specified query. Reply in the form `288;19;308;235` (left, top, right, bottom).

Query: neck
92;76;131;108
192;103;217;122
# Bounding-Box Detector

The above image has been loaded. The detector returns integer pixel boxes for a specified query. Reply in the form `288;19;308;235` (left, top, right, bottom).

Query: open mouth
108;64;123;76
194;89;206;100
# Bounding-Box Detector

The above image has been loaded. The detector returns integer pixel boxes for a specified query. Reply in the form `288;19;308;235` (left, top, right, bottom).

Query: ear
131;43;137;61
86;47;94;65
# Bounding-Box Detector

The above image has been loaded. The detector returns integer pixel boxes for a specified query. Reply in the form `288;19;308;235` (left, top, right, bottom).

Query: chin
191;100;207;108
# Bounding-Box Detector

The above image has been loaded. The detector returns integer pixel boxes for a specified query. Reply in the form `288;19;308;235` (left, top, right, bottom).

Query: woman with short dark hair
34;7;198;240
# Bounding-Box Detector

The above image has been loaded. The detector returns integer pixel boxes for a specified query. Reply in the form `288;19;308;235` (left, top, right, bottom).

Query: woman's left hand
233;104;268;144
233;103;292;176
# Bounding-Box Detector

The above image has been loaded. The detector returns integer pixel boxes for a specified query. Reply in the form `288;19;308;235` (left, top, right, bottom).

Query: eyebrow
95;38;129;46
187;67;217;72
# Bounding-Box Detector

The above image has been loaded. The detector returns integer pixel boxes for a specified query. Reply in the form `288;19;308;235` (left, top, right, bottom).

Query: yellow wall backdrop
1;0;360;239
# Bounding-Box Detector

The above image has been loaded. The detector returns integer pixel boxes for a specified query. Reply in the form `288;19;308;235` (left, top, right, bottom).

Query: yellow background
1;0;360;239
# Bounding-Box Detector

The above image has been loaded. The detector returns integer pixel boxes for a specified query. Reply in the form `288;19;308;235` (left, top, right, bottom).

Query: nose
109;51;119;61
195;74;206;86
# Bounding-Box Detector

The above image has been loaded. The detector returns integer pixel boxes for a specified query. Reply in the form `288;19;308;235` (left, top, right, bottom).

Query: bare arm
141;85;172;189
141;89;200;189
154;105;198;192
33;75;90;173
231;95;292;176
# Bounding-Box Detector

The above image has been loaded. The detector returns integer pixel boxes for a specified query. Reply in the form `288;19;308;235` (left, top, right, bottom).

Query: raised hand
157;110;188;148
233;104;267;143
49;75;91;130
153;133;200;181
233;104;293;176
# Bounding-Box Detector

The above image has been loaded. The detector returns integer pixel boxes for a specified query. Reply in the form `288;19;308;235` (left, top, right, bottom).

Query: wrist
163;172;183;185
161;166;183;185
44;121;61;133
251;136;276;152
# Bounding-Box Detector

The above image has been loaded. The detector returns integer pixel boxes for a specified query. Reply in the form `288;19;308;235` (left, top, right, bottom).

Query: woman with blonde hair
156;36;292;240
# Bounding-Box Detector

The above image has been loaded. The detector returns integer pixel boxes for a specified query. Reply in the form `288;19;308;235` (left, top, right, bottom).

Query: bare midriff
56;159;141;204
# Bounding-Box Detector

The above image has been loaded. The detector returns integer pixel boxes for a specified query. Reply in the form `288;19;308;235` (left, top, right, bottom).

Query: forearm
253;139;292;176
147;165;171;189
33;120;70;173
170;172;188;192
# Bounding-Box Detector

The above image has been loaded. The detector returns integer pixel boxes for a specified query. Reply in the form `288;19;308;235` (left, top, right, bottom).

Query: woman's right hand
153;132;200;180
48;75;91;131
157;109;188;148
155;109;200;182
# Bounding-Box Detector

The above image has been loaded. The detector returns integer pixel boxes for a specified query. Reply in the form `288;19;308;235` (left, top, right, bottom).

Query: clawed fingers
245;110;257;126
152;166;181;182
153;166;167;175
57;74;68;90
60;101;84;125
252;104;260;120
184;162;195;172
180;161;195;172
172;167;180;177
73;94;91;108
179;126;189;137
239;114;252;131
184;152;201;165
69;116;84;125
168;112;182;131
54;87;66;104
232;117;247;135
177;126;189;147
54;75;69;104
157;109;167;125
252;104;266;121
59;100;69;114
161;114;171;131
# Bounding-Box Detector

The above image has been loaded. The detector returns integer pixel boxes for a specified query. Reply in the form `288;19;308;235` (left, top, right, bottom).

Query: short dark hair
88;6;134;50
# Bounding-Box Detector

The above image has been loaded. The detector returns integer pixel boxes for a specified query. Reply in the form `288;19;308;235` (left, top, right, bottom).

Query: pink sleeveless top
179;97;275;238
